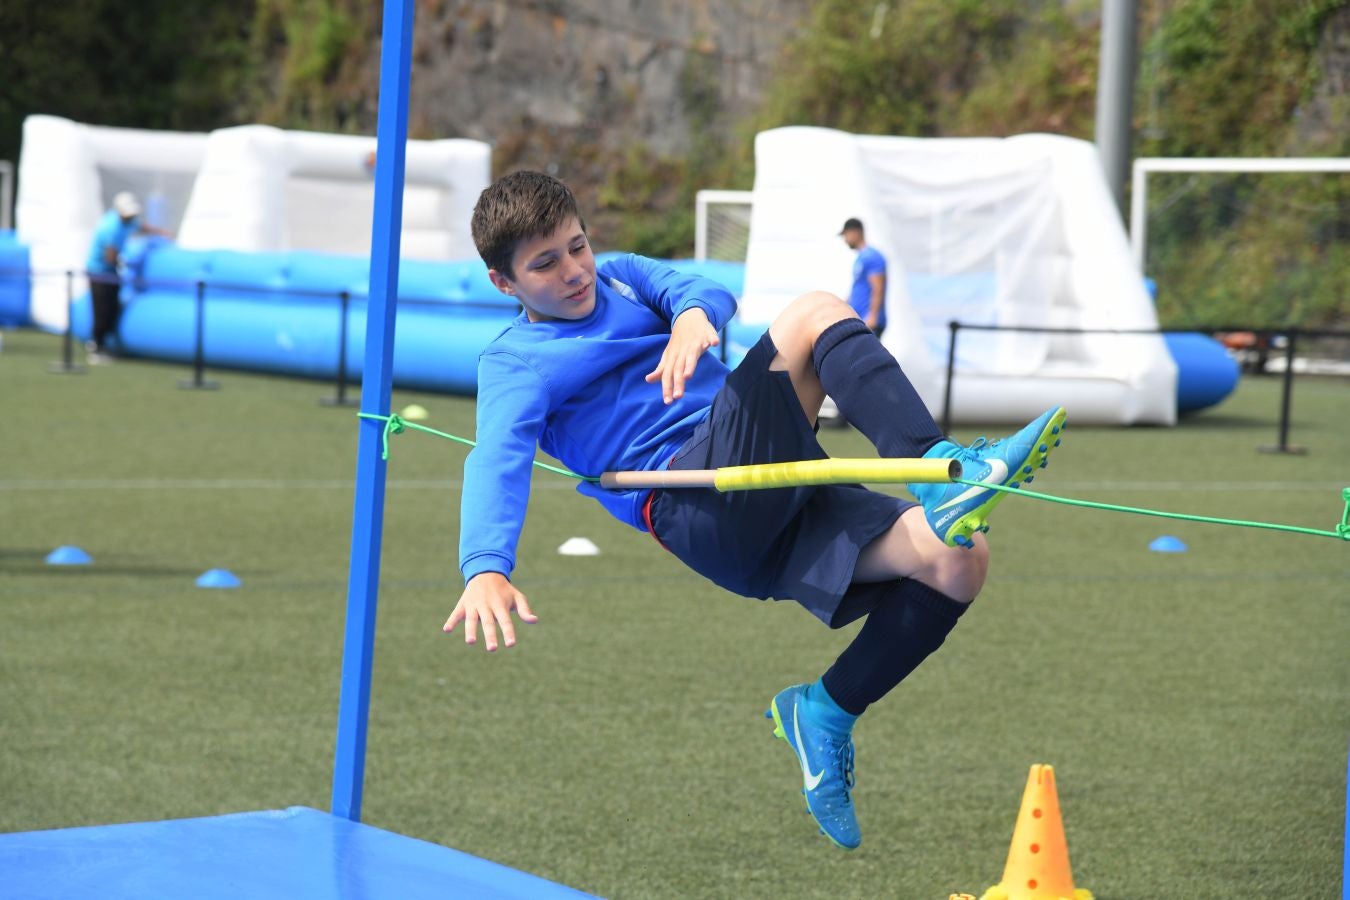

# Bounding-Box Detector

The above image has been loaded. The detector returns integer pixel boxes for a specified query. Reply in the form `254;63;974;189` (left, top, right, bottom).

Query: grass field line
0;477;1342;493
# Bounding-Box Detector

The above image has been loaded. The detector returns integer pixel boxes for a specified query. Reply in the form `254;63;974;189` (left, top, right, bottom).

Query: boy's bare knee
924;539;989;603
772;291;857;351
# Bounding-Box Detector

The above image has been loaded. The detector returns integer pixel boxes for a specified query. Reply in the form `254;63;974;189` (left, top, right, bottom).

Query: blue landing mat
0;806;598;899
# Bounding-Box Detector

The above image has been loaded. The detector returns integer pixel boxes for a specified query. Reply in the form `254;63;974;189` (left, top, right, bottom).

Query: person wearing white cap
84;191;168;363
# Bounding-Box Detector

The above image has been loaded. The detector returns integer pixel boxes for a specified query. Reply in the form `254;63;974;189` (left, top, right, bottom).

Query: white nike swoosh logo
793;704;825;791
935;458;1009;512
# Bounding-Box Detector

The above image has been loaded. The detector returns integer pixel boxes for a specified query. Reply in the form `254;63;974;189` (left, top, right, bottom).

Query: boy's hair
471;171;586;279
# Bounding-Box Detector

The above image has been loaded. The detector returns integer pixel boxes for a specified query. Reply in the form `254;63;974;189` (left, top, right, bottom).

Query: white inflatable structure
741;127;1176;425
15;115;490;331
177;125;488;260
16;116;208;331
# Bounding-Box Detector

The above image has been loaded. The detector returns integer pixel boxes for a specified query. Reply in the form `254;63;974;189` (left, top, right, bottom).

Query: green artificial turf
1;327;1346;898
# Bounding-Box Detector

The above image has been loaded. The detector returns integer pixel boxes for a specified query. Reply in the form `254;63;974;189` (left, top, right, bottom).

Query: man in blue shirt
446;172;1066;850
84;191;162;363
840;217;887;336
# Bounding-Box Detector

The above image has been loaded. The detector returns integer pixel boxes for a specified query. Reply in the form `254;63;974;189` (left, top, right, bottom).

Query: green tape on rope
359;412;1349;541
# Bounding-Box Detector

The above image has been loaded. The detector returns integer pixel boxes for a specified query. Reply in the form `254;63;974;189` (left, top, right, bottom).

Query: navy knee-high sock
820;580;969;716
812;317;944;458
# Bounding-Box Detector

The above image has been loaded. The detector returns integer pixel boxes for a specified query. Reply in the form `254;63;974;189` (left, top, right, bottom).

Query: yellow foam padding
712;457;958;492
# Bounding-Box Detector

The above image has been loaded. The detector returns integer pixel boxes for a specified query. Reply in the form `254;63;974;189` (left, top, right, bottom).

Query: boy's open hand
645;306;720;404
444;572;538;651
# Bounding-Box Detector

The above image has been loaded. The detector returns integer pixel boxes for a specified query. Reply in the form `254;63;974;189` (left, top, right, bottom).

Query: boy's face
488;217;596;322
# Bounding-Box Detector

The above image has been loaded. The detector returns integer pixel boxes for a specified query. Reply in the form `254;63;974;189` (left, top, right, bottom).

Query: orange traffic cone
979;765;1093;900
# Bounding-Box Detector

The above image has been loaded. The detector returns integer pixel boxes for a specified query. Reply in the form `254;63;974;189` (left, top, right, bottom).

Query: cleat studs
1010;481;1020;489
1022;465;1033;474
1038;443;1048;453
1039;459;1048;468
1051;425;1060;434
1024;475;1034;483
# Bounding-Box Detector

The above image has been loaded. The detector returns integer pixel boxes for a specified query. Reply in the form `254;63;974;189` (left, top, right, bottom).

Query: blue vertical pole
331;0;415;822
1343;741;1349;900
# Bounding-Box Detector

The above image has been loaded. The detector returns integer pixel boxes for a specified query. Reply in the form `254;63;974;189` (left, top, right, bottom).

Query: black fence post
1259;328;1304;454
48;269;86;374
178;279;219;390
941;320;959;436
321;290;358;406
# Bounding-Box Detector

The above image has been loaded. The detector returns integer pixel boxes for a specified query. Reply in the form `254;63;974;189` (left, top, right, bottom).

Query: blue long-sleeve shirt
86;210;140;276
459;253;738;583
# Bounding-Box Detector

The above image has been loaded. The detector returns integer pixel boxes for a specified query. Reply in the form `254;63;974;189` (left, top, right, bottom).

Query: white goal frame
1129;156;1350;270
0;160;13;231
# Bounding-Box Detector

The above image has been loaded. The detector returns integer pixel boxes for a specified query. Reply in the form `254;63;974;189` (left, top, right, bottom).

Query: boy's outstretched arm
444;572;538;652
645;307;720;404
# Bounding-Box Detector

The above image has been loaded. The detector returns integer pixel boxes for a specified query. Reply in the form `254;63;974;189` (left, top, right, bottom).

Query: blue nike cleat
766;684;860;850
909;406;1067;548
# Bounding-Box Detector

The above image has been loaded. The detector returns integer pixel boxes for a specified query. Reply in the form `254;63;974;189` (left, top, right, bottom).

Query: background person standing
84;191;165;363
840;217;887;336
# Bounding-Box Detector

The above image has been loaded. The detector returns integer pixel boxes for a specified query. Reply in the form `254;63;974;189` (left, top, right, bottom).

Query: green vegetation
249;0;374;132
0;1;1344;321
753;0;1346;329
758;0;1055;137
2;330;1347;897
1135;0;1340;157
604;0;1346;324
0;0;255;163
1133;0;1348;328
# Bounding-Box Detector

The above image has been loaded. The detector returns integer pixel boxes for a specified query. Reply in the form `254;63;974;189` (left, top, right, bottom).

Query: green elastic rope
358;413;597;482
356;413;1347;541
955;478;1350;542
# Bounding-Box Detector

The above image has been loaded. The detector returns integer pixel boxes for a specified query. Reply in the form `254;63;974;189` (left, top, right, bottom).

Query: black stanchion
321;290;359;406
48;269;86;374
1260;329;1305;455
178;280;219;390
941;320;959;436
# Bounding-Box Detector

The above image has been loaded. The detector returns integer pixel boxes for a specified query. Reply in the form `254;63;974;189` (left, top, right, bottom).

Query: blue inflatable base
0;806;596;899
67;245;748;396
0;230;32;326
1163;332;1240;413
53;243;1238;414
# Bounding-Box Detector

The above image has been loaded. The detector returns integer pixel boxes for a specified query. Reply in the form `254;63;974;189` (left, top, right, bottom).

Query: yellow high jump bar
599;457;960;492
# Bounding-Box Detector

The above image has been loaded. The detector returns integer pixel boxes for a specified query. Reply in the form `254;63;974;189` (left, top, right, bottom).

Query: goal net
694;189;753;262
1130;158;1348;366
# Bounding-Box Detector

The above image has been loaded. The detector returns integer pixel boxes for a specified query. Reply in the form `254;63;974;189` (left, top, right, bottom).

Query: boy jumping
446;171;1066;850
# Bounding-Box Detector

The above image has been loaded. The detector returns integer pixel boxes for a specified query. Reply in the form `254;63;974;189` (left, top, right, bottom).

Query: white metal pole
1095;0;1139;216
0;161;13;232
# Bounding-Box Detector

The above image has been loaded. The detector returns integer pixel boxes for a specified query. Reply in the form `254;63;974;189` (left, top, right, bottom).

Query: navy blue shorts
648;330;916;627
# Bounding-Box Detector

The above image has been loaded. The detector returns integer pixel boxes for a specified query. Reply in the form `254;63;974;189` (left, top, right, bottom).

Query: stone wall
402;0;809;181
